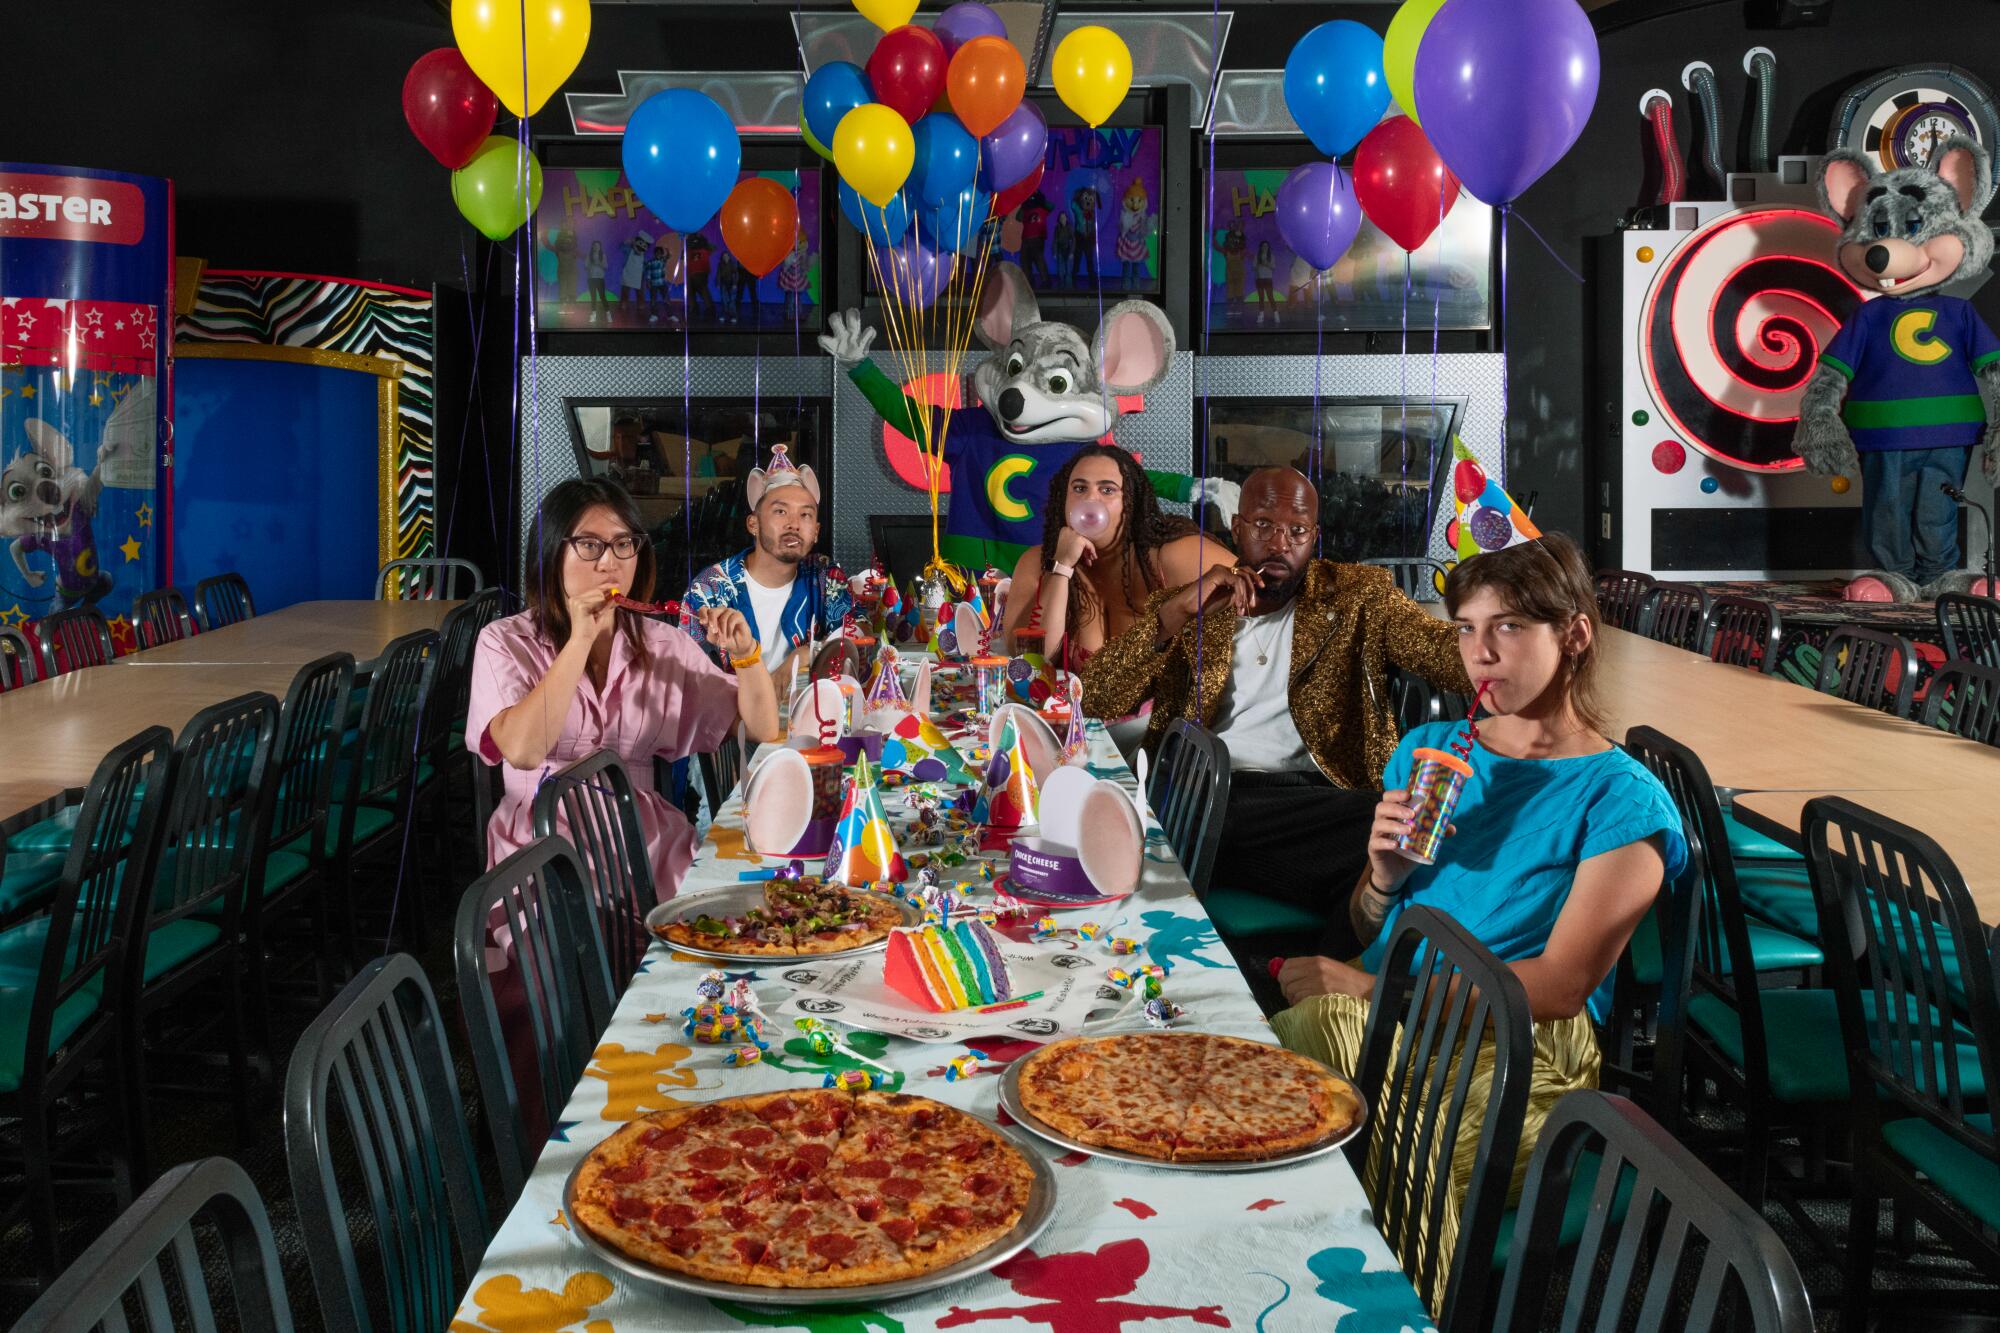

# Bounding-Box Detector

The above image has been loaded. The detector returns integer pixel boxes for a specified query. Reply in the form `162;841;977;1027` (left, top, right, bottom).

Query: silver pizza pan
997;1040;1369;1172
561;1124;1057;1306
645;885;922;964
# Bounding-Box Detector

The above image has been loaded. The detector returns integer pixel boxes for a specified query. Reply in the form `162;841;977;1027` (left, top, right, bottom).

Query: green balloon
1385;0;1449;124
451;135;544;241
800;113;834;162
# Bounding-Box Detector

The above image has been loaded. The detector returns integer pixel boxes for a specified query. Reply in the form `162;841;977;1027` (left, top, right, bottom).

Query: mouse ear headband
746;442;821;510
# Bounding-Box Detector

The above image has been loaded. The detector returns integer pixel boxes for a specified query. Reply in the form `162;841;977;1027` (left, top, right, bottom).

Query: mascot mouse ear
975;262;1040;350
1933;134;1992;217
1818;149;1875;224
1094;301;1175;396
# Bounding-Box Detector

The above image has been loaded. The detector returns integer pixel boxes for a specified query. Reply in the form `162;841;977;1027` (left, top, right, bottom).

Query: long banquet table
454;713;1437;1333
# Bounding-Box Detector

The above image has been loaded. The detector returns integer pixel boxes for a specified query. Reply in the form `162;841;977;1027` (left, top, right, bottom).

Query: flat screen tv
536;168;825;333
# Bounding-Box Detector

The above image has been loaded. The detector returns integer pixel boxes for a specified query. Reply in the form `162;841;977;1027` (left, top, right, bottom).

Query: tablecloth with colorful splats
453;715;1437;1333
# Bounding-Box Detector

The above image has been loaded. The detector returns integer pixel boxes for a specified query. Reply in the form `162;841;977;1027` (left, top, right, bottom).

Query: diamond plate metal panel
1210;70;1301;137
566;72;802;136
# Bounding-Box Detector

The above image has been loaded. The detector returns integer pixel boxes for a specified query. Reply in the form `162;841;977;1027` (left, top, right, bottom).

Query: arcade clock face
1831;65;2000;211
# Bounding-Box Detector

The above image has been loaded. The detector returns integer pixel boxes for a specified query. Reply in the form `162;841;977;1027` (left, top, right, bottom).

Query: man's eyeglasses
1245;518;1314;546
565;534;648;561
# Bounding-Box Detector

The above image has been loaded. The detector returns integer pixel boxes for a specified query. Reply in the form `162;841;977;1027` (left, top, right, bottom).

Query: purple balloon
884;234;955;309
1411;0;1599;206
979;101;1047;192
1274;161;1361;272
933;2;1006;59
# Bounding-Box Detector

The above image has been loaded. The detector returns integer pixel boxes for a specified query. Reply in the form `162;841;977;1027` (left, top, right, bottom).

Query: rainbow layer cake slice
882;920;1015;1012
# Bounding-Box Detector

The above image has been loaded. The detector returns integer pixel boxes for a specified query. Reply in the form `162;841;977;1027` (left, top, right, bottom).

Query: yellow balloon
834;104;915;207
1051;26;1132;129
1385;0;1449;124
852;0;918;32
452;0;592;118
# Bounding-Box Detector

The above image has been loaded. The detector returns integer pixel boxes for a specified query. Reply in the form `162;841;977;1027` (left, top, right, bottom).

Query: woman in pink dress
466;477;781;898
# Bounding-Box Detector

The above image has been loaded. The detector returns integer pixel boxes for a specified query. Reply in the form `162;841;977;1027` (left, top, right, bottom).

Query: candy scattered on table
1143;997;1185;1029
1075;921;1103;940
1110;938;1139;955
724;1044;764;1067
1032;917;1060;941
694;970;727;1001
685;1001;763;1046
943;1048;990;1082
1107;966;1135;988
823;1069;879;1090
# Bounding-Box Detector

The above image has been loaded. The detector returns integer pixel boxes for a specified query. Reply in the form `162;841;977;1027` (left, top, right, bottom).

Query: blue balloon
840;179;909;248
1283;20;1390;158
803;62;872;152
918;182;992;255
909;113;979;209
1477;480;1512;514
623;89;741;232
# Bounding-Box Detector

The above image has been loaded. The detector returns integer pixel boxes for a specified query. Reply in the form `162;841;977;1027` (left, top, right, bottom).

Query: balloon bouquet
804;0;1132;594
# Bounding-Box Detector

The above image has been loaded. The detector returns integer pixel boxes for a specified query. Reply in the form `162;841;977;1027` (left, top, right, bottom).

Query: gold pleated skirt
1271;990;1600;1316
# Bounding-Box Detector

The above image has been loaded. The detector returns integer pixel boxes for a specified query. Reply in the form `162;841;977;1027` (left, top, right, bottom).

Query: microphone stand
1942;482;1998;594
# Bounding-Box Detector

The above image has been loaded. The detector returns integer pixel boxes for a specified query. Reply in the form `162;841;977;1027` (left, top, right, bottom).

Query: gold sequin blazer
1081;561;1471;791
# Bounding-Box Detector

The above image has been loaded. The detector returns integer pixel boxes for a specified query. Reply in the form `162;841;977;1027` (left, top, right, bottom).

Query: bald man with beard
1083;467;1469;959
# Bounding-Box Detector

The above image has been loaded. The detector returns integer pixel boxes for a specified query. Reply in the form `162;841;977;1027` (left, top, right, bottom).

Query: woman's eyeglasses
565;534;648;561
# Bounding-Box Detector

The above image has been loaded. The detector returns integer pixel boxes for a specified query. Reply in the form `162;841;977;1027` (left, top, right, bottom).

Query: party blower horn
824;751;908;885
975;713;1040;831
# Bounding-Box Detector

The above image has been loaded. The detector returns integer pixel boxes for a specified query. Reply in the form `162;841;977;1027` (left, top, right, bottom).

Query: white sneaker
649;314;659;324
590;311;599;324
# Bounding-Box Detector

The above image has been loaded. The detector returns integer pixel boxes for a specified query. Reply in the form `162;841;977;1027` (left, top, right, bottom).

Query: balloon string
1498;205;1508;483
1505;207;1586;285
1196;0;1219;701
1400;253;1410;556
753;294;762;468
684;278;693;593
1313;271;1324;560
1431;191;1445;572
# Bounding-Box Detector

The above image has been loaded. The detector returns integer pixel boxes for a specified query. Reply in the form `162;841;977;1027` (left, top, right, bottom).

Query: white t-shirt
743;572;796;664
1210;602;1313;772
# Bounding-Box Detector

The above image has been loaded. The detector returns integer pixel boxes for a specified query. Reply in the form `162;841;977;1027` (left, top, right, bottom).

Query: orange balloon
946;36;1025;138
719;177;799;278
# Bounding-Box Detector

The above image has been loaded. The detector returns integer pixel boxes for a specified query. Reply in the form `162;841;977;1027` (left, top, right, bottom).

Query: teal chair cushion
191;847;313;921
7;806;80;852
1736;863;1817;939
1491;1148;1637;1270
1735;921;1823;971
1629;909;1662;988
282;804;395;861
1723;806;1803;862
1689;989;1984;1105
0;975;102;1094
1201;889;1324;938
0;914;220;988
1882;1113;2000;1232
0;849;66;918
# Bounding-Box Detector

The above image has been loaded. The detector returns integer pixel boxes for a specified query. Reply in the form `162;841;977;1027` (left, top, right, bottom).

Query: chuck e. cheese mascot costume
817;261;1237;574
1794;135;2000;601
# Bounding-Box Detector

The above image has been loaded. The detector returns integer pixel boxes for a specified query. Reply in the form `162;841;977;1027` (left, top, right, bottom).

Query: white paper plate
1035;767;1097;848
743;746;811;855
787;677;848;743
1076;781;1144;899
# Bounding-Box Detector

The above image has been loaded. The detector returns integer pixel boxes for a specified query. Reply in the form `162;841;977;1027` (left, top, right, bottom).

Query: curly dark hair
1037;444;1203;644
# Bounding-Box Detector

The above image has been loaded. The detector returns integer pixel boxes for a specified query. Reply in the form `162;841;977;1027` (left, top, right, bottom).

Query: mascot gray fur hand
1793;134;2000;600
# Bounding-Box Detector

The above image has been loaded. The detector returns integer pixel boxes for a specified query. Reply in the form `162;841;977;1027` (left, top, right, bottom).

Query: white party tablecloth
453;714;1436;1333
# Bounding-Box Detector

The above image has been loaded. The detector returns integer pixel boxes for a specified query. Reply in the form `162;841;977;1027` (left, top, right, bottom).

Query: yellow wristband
730;646;763;670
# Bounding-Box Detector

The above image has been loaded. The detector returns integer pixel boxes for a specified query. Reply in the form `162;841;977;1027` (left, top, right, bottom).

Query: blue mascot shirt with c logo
1819;295;2000;451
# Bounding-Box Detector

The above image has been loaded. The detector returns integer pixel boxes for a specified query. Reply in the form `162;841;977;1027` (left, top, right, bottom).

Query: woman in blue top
1271;531;1687;1306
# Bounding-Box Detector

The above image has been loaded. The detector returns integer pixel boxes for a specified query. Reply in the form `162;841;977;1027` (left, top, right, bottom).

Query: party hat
878;709;972;784
977;714;1040;831
1451;437;1540;560
863;644;909;719
824;751;907;885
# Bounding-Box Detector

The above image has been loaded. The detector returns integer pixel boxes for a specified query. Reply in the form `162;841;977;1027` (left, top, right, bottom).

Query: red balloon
1352;116;1461;253
1452;458;1486;503
866;25;949;126
402;48;498;170
990;162;1045;220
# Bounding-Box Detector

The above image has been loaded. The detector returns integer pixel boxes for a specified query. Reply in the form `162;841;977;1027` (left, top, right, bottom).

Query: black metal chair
0;625;36;690
1639;582;1710;651
1348;906;1532;1331
284;953;491;1332
11;1156;296;1333
1935;590;2000;669
699;724;750;820
32;605;115;676
131;586;195;649
1921;657;2000;746
425;596;489;881
1364;555;1448;600
192;572;254;629
1803;797;2000;1330
1143;718;1230;898
455;836;604;1201
335;628;439;956
1701;595;1782;674
0;727;173;1281
1491;1091;1814;1332
1626;727;1835;1215
1814;625;1919;718
124;692;277;1183
532;749;656;1011
375;555;486;601
1594;569;1655;632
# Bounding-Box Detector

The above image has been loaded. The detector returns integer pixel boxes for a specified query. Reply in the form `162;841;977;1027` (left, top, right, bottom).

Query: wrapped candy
946;1048;990;1082
727;979;762;1020
695;970;727;1001
1109;938;1140;956
794;1016;838;1056
1075;922;1103;941
1142;974;1163;1000
1107;967;1136;989
685;1002;747;1045
824;1069;879;1091
1143;997;1185;1029
724;1045;764;1067
1137;964;1167;981
1032;917;1059;941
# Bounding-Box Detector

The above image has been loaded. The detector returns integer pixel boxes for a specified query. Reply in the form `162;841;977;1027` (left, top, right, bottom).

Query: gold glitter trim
172;342;404;378
378;377;401;571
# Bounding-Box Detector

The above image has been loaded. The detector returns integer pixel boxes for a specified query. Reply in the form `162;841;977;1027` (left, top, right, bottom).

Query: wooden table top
114;599;458;669
1731;788;2000;924
0;662;314;818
